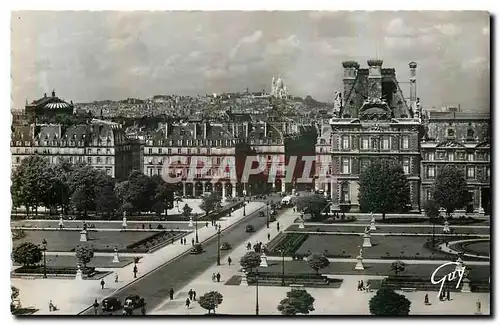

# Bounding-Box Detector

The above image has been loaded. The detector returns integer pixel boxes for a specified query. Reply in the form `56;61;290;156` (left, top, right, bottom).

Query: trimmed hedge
269;233;309;256
14;265;95;275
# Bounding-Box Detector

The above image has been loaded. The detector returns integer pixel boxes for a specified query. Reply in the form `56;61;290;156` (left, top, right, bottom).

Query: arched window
467;128;475;138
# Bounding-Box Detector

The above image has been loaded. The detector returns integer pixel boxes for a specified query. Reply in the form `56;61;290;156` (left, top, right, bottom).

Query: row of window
14;155;114;165
147;139;237;147
425;166;490;179
339;158;412;175
424;151;489;162
340;135;411;150
13;139;113;147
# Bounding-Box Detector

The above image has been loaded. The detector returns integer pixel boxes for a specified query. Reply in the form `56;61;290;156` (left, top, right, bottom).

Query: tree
358;159;411;219
239;251;261;272
11;155;54;216
75;245;95;268
198;291;223;314
390;261;406;276
182;204;193;220
200;192;222;216
125;171;156;214
67;165;105;216
432;164;469;215
423;200;440;221
12;242;42;266
151;175;174;217
277;289;315;315
96;185;118;218
295;195;328;220
369;286;411;315
307;253;330;275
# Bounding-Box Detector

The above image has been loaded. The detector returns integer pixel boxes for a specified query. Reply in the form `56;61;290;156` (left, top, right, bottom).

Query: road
80;194;284;315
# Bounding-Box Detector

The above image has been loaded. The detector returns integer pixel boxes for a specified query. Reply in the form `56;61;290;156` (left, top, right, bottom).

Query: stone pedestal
292;188;296;195
113;248;120;263
59;216;64;228
299;218;305;229
461;278;471;293
281;182;286;193
240;273;248;286
478;207;485;215
260;253;268;267
80;230;88;242
75;265;83;280
443;220;450;233
362;234;372;248
354;256;364;270
122;216;128;229
455;257;464;272
189;216;193;227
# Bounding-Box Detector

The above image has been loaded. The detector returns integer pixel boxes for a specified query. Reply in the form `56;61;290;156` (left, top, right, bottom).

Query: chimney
341;61;359;117
203;122;207;139
409;61;418;114
367;59;383;99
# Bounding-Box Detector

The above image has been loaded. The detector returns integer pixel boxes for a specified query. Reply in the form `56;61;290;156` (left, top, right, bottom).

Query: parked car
220;242;231;250
190;243;203;254
258;211;265;218
102;297;122;312
245;225;255;233
123;295;145;310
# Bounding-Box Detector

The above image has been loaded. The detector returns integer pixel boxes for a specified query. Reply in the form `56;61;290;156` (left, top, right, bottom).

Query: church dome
45;101;71;110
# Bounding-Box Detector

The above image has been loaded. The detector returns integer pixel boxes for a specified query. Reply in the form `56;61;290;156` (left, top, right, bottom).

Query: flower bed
268;233;309;257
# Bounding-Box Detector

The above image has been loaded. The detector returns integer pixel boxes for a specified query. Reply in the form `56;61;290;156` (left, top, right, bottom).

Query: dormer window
447;128;455;137
467;128;474;138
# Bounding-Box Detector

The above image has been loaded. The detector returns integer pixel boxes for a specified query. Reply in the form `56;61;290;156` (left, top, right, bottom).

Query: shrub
12;242;42;266
157;224;164;229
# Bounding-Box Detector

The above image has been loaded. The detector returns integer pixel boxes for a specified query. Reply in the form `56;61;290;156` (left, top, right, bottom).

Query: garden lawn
262;261;490;281
460;241;490;256
13;230;158;252
286;224;490;235
295;234;451;259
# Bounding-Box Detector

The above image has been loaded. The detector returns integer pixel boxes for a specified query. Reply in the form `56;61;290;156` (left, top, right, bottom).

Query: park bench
289;284;304;288
401;287;417;292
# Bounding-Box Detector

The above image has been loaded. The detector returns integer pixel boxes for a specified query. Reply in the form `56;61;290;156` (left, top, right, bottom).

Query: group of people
356;280;371;292
439;289;452;301
212;272;222;282
185;289;197;309
247;241;267;254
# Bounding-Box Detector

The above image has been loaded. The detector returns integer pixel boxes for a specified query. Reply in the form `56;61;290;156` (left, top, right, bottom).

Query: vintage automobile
220;242;231;251
123;295;145;310
245;225;255;233
102;297;122;312
190;243;203;254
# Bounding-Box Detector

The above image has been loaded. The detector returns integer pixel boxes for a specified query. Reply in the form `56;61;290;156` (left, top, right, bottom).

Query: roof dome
45;101;71;110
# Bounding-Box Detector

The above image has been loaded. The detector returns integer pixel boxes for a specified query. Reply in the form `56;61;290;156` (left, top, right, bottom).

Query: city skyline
11;11;490;111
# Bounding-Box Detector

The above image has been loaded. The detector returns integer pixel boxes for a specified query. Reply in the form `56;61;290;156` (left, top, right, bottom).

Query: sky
11;11;490;112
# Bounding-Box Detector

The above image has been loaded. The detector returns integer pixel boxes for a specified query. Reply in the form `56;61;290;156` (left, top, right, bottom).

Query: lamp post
431;216;436;247
42;239;47;279
266;202;270;228
195;215;199;244
243;197;246;217
255;268;259;315
217;225;221;266
281;249;285;286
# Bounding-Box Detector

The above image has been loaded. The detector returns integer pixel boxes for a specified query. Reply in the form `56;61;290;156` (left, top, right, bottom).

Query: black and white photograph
8;8;491;316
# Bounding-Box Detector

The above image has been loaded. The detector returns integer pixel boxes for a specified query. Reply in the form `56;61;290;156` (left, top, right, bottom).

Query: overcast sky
11;11;490;112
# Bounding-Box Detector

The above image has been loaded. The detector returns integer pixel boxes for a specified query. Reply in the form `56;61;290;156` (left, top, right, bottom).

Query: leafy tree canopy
432;164;469;214
307;253;330;275
358;159;411;218
75;244;95;267
369;286;411;316
239;251;262;271
277;289;315;315
296;195;328;220
12;242;42;266
198;291;223;314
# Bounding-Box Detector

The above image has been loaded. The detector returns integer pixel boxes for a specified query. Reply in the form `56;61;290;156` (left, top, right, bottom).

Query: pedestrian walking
277;222;280;232
424;294;430;305
100;279;105;289
206;222;209;228
212;273;216;282
169;288;174;300
357;280;361;291
115;273;119;283
49;300;55;312
365;283;371;292
446;289;450;301
360;280;364;291
142;224;145;229
133;265;138;278
247;242;251;250
93;299;99;315
141;306;146;315
228;256;232;265
193;290;197;301
149;224;152;229
191;238;195;246
267;233;271;241
293;207;296;213
171;238;175;245
216;272;221;283
188;289;193;300
185;298;191;309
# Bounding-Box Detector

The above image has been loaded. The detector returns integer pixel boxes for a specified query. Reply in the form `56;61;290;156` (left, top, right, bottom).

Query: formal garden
284;224;490;235
12;229;188;253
